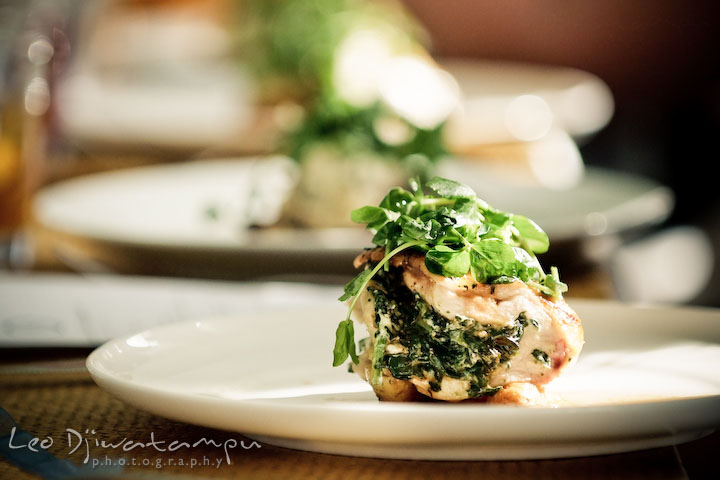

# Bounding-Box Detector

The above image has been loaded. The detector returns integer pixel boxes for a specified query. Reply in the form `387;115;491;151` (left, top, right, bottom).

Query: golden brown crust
373;376;424;402
352;349;424;402
538;295;584;373
370;381;548;405
353;247;386;269
485;382;547;406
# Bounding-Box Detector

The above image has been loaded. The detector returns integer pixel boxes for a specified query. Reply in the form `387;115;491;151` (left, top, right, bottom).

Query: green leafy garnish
332;240;422;366
333;319;357;366
426;245;471;277
332;176;568;366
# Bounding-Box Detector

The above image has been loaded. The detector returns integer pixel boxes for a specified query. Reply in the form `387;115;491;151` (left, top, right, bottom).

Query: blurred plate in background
56;57;612;155
0;272;338;347
56;65;254;152
32;157;672;280
442;59;615;148
439;159;674;242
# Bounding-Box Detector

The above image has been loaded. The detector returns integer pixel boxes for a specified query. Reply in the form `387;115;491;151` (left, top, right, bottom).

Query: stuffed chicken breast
350;248;583;403
332;176;584;405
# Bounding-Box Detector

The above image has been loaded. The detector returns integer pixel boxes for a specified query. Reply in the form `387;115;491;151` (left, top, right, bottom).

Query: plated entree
333;177;583;404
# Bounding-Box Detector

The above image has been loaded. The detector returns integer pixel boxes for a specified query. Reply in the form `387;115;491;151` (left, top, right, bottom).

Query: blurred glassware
1;0;69;269
0;1;29;267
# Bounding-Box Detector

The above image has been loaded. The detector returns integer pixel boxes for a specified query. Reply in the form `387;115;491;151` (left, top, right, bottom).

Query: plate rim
33;160;672;252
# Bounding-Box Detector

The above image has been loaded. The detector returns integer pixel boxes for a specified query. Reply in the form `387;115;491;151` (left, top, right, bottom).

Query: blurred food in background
41;0;619;230
235;0;456;227
50;0;458;228
228;0;616;227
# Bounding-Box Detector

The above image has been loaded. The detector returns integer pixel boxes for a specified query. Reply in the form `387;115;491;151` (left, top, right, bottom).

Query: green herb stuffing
360;268;529;397
332;176;567;368
532;349;552;368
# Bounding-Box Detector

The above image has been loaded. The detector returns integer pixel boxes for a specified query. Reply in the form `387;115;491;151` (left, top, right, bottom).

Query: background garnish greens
333;176;567;367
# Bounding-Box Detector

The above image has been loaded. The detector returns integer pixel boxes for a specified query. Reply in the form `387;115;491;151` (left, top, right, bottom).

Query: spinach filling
364;267;528;398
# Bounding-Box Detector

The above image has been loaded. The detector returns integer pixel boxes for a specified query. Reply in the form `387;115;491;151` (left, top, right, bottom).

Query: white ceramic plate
33;158;671;251
32;157;372;278
87;299;720;460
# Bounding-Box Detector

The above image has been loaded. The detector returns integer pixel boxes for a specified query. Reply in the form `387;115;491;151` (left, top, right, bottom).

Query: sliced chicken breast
351;248;584;403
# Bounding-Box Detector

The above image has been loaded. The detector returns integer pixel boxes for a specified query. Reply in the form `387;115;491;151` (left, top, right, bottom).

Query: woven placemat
0;365;687;480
